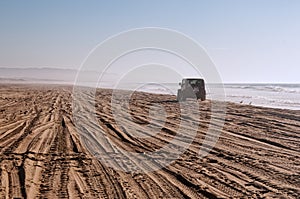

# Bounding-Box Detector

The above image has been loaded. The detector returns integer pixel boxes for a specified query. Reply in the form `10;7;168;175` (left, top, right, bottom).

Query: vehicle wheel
180;94;186;101
177;90;182;101
200;94;206;101
200;91;206;101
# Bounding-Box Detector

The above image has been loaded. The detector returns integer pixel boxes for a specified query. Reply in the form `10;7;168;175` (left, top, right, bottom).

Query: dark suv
177;78;206;101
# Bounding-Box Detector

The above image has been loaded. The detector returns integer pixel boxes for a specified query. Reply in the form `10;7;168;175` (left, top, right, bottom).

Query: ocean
218;84;300;110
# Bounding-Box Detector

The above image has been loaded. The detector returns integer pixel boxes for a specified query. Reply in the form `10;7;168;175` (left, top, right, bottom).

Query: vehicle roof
183;78;204;81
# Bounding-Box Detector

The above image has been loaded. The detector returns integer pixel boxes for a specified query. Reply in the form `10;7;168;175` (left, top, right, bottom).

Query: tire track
0;85;299;198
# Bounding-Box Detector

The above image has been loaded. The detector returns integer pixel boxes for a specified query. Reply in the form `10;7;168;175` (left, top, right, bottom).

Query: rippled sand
0;84;299;198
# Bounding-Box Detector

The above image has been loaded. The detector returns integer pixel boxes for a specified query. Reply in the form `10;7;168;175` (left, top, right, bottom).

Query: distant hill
0;67;78;82
0;67;118;86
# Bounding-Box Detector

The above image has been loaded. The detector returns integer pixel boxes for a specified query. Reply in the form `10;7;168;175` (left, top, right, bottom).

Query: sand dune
0;84;299;198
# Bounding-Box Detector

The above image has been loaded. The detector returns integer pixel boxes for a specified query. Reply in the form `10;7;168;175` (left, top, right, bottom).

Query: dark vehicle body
177;78;206;101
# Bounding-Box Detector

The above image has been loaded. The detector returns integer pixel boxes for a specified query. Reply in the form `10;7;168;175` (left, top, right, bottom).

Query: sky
0;0;299;83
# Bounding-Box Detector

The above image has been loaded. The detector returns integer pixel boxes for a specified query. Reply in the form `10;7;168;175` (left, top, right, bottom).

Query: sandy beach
0;84;299;198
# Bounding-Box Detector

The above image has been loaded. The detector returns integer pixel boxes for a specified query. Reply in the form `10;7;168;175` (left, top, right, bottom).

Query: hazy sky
0;0;299;83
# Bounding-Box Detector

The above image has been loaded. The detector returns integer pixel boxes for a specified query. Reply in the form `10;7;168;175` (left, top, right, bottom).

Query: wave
224;84;300;94
100;82;300;110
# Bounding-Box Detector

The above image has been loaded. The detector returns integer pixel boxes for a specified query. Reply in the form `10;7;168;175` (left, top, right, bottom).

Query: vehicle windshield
188;80;201;84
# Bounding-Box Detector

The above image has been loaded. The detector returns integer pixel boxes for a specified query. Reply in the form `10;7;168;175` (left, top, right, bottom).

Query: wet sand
0;84;299;198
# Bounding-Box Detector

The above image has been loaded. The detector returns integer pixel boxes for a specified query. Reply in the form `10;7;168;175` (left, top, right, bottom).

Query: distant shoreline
0;82;299;112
